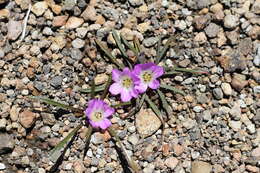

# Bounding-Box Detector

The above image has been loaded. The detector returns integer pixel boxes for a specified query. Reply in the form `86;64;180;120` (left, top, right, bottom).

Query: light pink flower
85;99;114;130
109;67;139;102
132;63;164;93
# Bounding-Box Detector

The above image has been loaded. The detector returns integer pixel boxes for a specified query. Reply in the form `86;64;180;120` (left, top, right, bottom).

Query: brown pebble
19;110;36;128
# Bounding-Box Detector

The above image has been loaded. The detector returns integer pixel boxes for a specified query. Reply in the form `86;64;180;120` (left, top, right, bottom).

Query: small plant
29;29;208;172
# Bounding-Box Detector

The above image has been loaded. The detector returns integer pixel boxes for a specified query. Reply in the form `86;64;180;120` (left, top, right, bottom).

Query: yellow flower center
91;111;103;122
142;71;152;83
122;77;132;88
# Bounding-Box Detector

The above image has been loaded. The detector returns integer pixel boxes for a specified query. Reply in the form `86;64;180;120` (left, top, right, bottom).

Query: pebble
193;106;204;113
70;48;83;60
221;83;232;96
7;20;22;40
0;163;5;170
72;38;85;49
205;23;220;38
143;37;159;47
128;0;143;6
31;1;48;16
193;16;209;30
94;74;108;85
253;44;260;66
0;118;6;129
213;88;223;100
50;76;63;88
0;133;14;154
19;110;36;128
52;16;68;27
251;147;260;157
202;110;212;121
224;15;239;29
81;5;97;21
182;118;196;129
194;32;207;43
252;0;260;14
231;74;248;91
165;157;179;169
253;86;260;94
191;161;212;173
42;27;53;36
136;109;162;137
0;9;10;19
228;120;241;132
65;17;84;29
229;103;241;120
127;134;139;145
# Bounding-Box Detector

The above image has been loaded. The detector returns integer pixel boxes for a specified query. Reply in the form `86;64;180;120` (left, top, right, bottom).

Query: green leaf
29;96;83;113
167;67;209;75
80;85;106;93
50;124;82;162
160;84;185;96
111;101;132;108
90;78;95;99
95;39;124;69
120;34;138;55
108;127;141;172
133;36;141;53
112;29;127;58
101;74;112;99
157;89;171;116
112;30;132;68
156;36;174;64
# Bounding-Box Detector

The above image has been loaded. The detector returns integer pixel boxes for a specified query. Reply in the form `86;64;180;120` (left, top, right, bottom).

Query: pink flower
132;63;164;93
85;99;114;130
109;68;139;102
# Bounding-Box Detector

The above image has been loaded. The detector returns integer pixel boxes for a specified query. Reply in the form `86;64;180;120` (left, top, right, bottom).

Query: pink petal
104;107;114;118
135;84;148;93
130;88;139;98
152;66;164;78
112;69;122;81
109;83;122;95
120;89;132;102
99;119;112;130
149;79;160;89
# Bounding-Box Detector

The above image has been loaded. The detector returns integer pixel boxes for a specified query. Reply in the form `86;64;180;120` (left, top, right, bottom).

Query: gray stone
182;118;196;129
128;0;143;6
70;48;83;60
50;76;63;88
0;163;5;170
42;27;53;36
42;113;56;125
143;37;159;47
7;20;22;40
128;134;139;145
229;103;241;120
228;120;241;131
221;83;232;96
205;23;220;38
193;106;204;113
253;86;260;94
224;15;239;29
72;38;85;49
213;88;223;100
202;110;211;121
0;133;14;154
63;0;76;10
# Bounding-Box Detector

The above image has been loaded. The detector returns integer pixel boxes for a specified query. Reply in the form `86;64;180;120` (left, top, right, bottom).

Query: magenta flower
109;67;139;102
132;63;164;93
85;99;114;130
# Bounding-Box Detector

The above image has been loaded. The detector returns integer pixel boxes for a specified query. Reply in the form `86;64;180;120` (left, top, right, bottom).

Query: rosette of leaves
84;29;208;142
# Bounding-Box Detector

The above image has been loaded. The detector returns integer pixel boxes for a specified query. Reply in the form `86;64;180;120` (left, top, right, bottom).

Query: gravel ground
0;0;260;173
